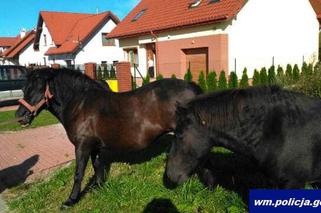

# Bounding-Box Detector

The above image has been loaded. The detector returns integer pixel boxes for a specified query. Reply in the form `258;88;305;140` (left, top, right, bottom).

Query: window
132;9;146;22
189;0;202;8
43;34;47;46
102;33;116;46
209;0;220;4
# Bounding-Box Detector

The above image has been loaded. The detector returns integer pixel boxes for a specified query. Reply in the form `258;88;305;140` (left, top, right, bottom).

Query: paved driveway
0;124;75;193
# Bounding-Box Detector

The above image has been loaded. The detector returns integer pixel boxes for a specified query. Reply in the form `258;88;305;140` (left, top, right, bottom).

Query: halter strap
19;84;54;116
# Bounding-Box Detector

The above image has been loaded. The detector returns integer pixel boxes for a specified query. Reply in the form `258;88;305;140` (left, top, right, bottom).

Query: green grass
0;110;59;131
5;149;248;213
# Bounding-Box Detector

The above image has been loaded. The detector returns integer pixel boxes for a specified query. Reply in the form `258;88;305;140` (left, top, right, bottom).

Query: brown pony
16;68;202;208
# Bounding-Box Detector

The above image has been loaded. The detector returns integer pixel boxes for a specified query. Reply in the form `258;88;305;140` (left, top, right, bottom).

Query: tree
259;67;268;85
292;64;300;82
156;74;164;81
110;65;116;79
301;62;309;77
218;71;227;90
252;69;260;87
276;66;284;85
184;67;193;82
198;71;207;91
285;64;293;85
239;68;249;88
206;71;217;92
97;66;102;80
228;71;238;89
102;65;109;79
268;65;276;85
171;74;177;79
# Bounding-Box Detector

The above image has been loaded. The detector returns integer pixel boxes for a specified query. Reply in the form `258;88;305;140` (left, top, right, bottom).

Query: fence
96;64;117;80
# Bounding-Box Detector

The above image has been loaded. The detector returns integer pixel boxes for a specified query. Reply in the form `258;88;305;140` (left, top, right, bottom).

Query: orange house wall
157;34;228;79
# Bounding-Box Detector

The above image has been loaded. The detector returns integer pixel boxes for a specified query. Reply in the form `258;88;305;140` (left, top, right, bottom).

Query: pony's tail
187;81;203;95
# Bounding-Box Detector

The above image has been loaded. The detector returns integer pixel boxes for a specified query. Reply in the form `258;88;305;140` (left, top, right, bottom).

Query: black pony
16;68;202;208
164;86;321;189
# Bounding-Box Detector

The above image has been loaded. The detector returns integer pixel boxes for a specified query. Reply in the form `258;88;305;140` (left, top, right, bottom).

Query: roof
0;37;19;47
310;0;321;27
108;0;246;39
3;31;35;59
34;11;120;55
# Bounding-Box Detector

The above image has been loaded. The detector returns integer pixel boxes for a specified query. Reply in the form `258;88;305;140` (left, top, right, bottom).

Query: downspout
150;30;160;76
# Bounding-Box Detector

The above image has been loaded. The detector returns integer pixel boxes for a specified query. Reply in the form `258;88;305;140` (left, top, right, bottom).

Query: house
310;0;321;60
3;30;36;65
0;35;19;64
32;11;123;68
108;0;320;79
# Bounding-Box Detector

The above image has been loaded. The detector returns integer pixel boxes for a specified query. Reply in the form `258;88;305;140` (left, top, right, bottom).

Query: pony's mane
187;85;305;130
28;68;104;91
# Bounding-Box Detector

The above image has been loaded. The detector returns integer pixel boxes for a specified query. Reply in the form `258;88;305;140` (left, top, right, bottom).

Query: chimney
20;28;26;38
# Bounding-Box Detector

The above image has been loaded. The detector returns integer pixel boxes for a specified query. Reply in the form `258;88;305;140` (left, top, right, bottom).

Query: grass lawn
4;147;254;213
0;110;59;132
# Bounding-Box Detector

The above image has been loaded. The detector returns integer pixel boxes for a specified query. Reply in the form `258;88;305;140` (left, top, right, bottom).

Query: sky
0;0;140;37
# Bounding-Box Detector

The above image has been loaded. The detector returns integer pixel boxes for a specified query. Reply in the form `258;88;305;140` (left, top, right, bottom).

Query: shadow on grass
78;134;174;202
198;151;274;204
143;198;180;213
0;155;39;193
107;133;173;164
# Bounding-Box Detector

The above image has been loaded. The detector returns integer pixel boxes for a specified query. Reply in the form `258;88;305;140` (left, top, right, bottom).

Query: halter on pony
18;84;54;116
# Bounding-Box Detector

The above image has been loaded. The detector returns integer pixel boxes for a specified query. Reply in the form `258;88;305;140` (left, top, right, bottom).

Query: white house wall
227;0;319;77
19;42;43;66
74;20;123;65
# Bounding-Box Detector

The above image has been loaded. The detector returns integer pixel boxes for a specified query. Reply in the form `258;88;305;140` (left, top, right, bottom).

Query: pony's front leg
61;144;90;209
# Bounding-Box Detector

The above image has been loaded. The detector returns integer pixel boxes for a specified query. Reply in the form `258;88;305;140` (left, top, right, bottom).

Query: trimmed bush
239;68;249;88
184;68;193;82
109;66;116;79
228;72;238;89
218;71;227;90
207;71;217;92
252;69;260;87
143;74;150;85
97;66;102;80
156;74;164;81
285;64;293;84
301;62;309;77
268;65;276;85
292;64;300;82
198;71;207;91
276;66;285;85
171;74;177;79
259;67;268;85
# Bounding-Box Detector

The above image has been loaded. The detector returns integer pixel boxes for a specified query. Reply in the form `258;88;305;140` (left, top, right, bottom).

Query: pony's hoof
60;198;76;210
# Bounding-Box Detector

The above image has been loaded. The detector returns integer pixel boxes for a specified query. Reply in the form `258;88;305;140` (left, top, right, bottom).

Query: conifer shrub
206;71;217;92
252;69;260;87
218;71;227;90
228;71;238;89
268;65;276;85
198;71;207;91
239;68;249;88
259;67;268;85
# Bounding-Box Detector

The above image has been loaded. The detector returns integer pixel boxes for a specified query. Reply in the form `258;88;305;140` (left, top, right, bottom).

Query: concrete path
0;124;75;211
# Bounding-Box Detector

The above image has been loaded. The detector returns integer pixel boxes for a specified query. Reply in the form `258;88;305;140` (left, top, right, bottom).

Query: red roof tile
108;0;246;39
34;11;120;55
4;31;35;58
0;37;19;47
310;0;321;27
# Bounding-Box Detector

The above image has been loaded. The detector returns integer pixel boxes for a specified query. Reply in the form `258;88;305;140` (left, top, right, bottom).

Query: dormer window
132;9;146;22
209;0;220;4
189;0;202;9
